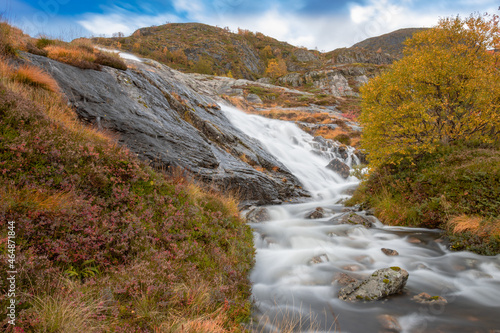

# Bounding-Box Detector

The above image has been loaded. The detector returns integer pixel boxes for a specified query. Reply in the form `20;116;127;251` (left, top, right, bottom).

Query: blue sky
3;0;498;50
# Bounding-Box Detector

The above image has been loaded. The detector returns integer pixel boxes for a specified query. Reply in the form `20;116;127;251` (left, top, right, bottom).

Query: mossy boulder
338;267;409;302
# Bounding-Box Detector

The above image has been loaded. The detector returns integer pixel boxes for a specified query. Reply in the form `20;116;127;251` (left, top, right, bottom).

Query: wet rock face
246;206;271;223
326;158;350;179
338;267;409;302
25;53;309;205
332;212;374;228
305;207;325;219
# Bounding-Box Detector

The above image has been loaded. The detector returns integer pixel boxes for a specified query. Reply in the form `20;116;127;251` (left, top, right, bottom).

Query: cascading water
221;104;500;333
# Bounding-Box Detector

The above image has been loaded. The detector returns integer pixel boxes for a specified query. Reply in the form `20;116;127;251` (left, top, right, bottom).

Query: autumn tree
265;58;287;78
360;14;500;168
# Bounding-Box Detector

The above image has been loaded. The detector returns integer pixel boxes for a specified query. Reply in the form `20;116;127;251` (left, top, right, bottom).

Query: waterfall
221;104;359;201
221;104;500;333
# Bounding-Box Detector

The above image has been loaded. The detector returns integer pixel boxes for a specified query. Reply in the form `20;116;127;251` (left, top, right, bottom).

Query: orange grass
12;64;60;92
46;45;100;70
447;215;500;238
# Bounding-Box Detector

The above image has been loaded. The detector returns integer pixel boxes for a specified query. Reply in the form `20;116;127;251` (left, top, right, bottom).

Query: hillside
92;23;322;80
0;22;255;332
351;28;428;56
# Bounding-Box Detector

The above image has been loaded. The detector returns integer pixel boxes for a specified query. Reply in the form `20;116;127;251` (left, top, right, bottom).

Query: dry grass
0;56;13;76
46;45;101;70
248;303;339;333
448;215;483;234
70;38;95;54
28;280;107;333
0;21;29;56
2;63;115;147
0;187;78;213
447;215;500;238
12;64;60;92
163;314;228;333
95;51;128;70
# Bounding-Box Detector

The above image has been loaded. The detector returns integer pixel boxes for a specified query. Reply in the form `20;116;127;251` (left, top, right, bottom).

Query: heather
0;55;254;332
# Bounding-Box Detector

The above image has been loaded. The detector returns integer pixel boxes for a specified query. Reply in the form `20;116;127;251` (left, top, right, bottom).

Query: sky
3;0;499;51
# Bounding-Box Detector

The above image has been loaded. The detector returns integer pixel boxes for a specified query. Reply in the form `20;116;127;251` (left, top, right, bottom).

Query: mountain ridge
91;22;423;81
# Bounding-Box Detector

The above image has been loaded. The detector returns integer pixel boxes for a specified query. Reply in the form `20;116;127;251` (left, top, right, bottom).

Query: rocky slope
92;23;321;80
350;28;427;56
24;52;309;205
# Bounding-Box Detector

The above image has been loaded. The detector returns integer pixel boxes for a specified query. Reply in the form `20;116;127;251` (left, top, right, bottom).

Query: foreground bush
360;14;500;168
347;142;500;255
0;55;254;331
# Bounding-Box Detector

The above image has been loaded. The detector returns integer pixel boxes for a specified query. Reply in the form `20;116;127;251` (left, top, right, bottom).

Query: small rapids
221;104;500;333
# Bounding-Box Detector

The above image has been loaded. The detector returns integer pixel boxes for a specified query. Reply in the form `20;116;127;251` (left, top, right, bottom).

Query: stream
221;104;500;333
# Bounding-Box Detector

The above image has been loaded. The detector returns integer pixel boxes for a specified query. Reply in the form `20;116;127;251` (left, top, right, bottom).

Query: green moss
390;266;401;272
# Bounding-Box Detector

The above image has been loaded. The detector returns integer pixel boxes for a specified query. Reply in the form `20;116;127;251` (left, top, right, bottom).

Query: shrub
35;36;56;49
70;38;95;53
94;51;127;70
334;133;351;145
26;42;49;56
360;14;500;168
0;22;17;57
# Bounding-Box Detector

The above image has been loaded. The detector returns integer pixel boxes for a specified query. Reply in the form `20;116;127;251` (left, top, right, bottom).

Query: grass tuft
12;64;60;92
46;45;101;70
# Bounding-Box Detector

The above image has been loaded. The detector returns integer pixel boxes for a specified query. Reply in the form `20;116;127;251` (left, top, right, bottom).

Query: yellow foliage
360;13;500;168
265;58;287;78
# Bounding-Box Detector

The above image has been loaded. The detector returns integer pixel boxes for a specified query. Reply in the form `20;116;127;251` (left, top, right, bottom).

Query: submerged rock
411;292;447;305
378;314;402;333
246;206;271;223
334;212;374;228
338;267;409;302
326;158;350;179
332;273;358;286
381;248;399;256
305;207;325;219
309;254;329;265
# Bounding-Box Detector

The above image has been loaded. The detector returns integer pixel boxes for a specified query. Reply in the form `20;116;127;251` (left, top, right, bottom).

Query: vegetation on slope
348;14;500;255
350;28;428;56
0;23;254;332
92;23;321;80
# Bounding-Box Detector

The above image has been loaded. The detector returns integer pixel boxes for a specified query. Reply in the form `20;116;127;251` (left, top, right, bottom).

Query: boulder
246;206;271;223
378;314;402;333
381;248;399;256
326;158;350;179
354;149;368;165
246;93;263;104
305;207;325;219
337;145;349;160
338;267;409;302
337;213;374;228
256;77;272;84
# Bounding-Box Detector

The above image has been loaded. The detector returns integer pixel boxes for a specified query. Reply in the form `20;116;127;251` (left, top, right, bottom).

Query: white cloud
76;0;499;50
78;11;181;36
173;0;206;19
